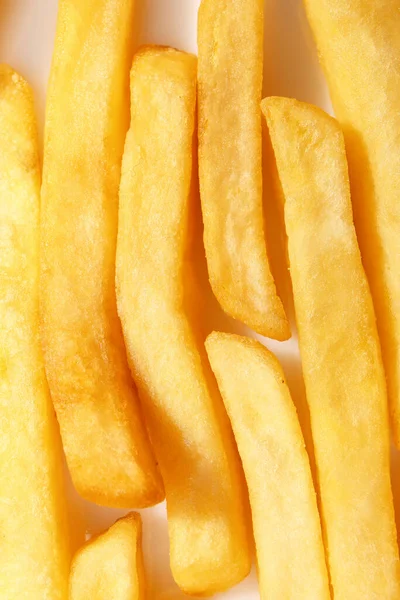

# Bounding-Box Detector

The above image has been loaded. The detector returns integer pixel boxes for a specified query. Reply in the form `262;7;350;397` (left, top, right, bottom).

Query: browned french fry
206;332;330;600
116;46;251;596
264;96;400;599
40;0;163;508
198;0;289;339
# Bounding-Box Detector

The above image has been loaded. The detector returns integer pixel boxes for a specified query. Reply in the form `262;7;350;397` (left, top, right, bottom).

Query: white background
3;2;397;599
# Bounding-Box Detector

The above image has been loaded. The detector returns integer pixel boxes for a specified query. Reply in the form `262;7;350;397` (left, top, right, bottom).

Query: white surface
0;1;351;599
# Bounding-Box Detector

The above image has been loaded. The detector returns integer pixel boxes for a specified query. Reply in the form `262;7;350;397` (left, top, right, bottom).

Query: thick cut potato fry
0;65;70;599
198;0;289;340
264;97;400;599
116;47;250;595
69;513;144;600
303;0;400;447
206;332;330;600
40;0;163;508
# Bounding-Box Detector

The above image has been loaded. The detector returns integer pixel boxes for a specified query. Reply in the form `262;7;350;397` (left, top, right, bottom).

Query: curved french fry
198;0;289;340
303;0;400;447
40;0;163;508
264;96;400;599
206;332;330;600
0;65;70;598
69;513;144;600
116;47;251;595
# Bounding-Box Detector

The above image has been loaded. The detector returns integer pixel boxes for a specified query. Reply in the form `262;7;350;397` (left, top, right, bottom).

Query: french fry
69;513;144;600
303;0;400;447
263;96;400;599
0;65;70;598
40;0;163;508
206;332;330;600
116;47;251;595
197;0;289;340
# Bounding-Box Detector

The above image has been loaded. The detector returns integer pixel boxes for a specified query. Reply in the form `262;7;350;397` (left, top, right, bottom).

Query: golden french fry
263;96;400;599
197;0;289;340
116;47;250;595
0;65;70;598
40;0;163;508
206;332;330;600
303;0;400;447
69;513;144;600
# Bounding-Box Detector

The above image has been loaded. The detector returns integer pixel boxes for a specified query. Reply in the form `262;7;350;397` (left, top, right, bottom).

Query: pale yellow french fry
0;65;70;599
69;513;144;600
198;0;289;340
40;0;163;508
303;0;400;447
263;96;400;599
206;332;330;600
116;47;250;595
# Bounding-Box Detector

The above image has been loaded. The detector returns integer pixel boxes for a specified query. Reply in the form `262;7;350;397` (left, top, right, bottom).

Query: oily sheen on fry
0;65;70;599
206;333;330;600
303;0;400;447
264;97;400;599
69;513;144;600
40;0;163;508
198;0;289;339
116;47;250;596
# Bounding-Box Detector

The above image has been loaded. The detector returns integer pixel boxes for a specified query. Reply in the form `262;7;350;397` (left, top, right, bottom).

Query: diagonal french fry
69;513;144;600
40;0;163;508
116;46;251;596
0;65;70;599
206;332;330;600
197;0;289;340
303;0;400;448
263;96;400;599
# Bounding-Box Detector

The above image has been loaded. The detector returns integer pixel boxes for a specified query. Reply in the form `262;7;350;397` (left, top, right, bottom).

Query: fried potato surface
116;47;251;596
69;513;144;600
40;0;163;508
304;0;400;447
264;96;400;599
206;332;330;600
0;65;70;599
198;0;289;340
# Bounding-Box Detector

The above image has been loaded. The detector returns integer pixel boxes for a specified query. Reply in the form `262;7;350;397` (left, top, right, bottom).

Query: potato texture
0;65;70;599
116;47;250;596
303;0;400;447
206;332;330;600
69;513;144;600
264;97;400;599
198;0;289;339
40;0;163;508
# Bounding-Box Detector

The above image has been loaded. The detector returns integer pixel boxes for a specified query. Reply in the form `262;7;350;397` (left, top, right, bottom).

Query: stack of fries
1;0;400;598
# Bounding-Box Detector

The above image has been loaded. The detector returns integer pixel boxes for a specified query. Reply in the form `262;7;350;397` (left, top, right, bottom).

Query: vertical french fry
116;47;251;595
40;0;163;508
263;97;400;599
206;332;330;600
303;0;400;447
0;65;70;598
198;0;289;340
69;513;144;600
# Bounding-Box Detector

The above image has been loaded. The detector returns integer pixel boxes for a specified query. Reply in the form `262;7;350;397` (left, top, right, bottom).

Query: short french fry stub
69;513;145;600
